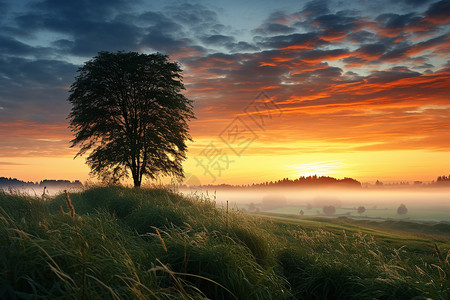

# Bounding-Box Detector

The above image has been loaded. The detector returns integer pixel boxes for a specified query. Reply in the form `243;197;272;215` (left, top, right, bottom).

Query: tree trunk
133;176;141;188
132;169;141;188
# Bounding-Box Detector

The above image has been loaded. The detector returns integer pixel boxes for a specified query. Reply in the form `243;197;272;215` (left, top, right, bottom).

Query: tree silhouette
323;205;336;216
68;51;194;187
397;203;408;215
357;206;366;216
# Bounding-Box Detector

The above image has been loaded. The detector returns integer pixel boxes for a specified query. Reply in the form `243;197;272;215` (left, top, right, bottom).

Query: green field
265;205;450;222
1;187;449;299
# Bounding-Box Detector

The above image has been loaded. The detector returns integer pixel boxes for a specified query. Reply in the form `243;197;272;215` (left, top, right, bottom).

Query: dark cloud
366;67;421;83
377;33;449;62
313;12;364;40
301;0;330;17
257;32;327;49
252;11;297;35
412;62;435;69
137;11;183;34
342;56;367;66
347;30;377;43
227;41;260;53
379;47;409;61
165;3;225;35
198;34;260;53
71;21;142;56
299;48;349;62
0;35;37;56
403;0;432;6
375;1;450;37
200;34;235;46
357;43;387;57
0;57;77;123
425;0;450;22
32;0;131;21
376;12;420;28
253;23;296;35
0;1;9;19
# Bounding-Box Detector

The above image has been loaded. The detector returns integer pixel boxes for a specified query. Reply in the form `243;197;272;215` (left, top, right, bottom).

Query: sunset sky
0;0;449;185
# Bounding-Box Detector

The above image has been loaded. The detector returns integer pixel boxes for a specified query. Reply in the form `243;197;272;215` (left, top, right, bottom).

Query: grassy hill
1;186;449;299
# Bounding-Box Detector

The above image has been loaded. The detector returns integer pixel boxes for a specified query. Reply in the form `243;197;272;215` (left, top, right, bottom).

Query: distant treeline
0;177;83;189
437;175;450;182
434;174;450;186
185;175;362;190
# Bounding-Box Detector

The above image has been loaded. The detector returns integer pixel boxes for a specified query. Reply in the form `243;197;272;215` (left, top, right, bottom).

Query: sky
0;0;449;185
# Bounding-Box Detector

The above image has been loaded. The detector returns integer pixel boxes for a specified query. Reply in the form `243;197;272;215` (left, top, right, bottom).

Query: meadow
202;188;450;223
0;186;449;299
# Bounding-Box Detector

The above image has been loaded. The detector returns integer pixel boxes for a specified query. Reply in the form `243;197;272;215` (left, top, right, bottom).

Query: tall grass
0;187;449;299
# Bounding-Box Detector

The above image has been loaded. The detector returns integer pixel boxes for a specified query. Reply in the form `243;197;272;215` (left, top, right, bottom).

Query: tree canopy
397;203;408;215
357;206;366;215
68;51;194;187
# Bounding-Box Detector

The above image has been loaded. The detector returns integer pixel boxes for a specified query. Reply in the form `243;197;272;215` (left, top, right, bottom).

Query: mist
181;186;450;223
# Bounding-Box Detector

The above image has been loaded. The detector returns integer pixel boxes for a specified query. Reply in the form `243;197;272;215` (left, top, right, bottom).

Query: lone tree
357;206;366;216
397;203;408;215
68;51;194;187
323;205;336;216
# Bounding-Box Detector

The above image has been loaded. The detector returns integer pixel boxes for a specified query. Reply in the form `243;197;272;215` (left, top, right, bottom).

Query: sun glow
286;161;346;178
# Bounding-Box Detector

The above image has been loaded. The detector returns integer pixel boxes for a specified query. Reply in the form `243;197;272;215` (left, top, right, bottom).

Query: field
205;188;450;223
1;186;449;299
264;205;450;222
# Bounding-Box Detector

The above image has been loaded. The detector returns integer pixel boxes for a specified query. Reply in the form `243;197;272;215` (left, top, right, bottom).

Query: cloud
403;0;433;6
301;0;330;17
253;11;297;35
200;34;235;45
257;32;327;50
425;0;450;24
0;121;74;157
228;41;260;53
0;162;26;166
313;12;365;41
32;0;132;21
0;1;9;19
0;35;41;56
0;57;77;123
165;3;226;36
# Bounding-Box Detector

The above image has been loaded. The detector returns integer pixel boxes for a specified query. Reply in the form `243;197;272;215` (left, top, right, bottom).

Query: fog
3;184;449;222
181;186;450;222
1;186;82;197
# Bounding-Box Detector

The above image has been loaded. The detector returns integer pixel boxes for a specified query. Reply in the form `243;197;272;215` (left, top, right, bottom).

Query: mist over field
181;186;450;222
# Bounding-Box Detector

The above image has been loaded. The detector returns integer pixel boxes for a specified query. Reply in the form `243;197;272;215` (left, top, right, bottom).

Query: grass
1;186;449;299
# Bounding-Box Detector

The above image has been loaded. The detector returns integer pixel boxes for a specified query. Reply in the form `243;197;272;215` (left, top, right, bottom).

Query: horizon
1;0;449;184
1;173;448;187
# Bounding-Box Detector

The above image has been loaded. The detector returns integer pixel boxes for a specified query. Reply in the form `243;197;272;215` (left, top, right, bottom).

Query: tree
68;51;194;187
299;209;304;216
323;205;336;216
397;203;408;215
357;206;366;216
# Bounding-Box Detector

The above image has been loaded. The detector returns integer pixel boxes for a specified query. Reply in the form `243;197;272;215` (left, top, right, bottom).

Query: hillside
1;187;449;299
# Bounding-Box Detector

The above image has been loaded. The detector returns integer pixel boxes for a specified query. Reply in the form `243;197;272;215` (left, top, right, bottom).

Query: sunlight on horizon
286;161;346;178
